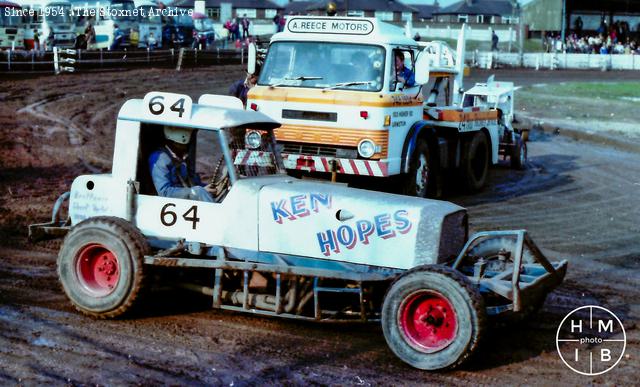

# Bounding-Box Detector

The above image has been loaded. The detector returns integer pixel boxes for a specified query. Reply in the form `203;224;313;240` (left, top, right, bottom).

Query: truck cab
247;16;525;197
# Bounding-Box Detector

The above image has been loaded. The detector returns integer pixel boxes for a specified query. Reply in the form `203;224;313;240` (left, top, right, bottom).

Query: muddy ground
0;67;639;385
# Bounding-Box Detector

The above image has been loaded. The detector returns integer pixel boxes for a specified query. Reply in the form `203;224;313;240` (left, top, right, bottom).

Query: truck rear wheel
462;131;489;192
382;265;485;370
403;139;436;198
510;136;527;170
57;216;148;318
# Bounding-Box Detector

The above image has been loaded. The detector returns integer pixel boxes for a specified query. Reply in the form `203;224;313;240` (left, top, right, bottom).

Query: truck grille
282;109;337;122
281;142;357;158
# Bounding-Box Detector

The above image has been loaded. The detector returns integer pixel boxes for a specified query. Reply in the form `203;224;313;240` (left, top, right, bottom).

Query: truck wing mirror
414;51;430;85
248;42;257;75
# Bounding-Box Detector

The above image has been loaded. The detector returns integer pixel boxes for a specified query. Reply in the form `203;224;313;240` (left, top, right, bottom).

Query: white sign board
287;17;374;35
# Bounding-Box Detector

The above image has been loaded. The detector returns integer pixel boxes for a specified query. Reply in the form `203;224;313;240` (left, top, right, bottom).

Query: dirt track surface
0;68;639;385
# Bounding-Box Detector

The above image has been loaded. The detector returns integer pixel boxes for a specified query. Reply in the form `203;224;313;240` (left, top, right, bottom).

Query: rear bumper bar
453;230;567;313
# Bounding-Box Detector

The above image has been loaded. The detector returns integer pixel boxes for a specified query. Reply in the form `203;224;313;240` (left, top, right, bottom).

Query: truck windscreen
259;42;385;92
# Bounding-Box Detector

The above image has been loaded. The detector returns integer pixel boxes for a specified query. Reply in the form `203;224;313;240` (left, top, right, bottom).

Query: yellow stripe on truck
275;124;389;158
249;86;423;107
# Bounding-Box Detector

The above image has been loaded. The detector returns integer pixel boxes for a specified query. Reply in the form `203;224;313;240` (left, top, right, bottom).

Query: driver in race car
149;126;215;202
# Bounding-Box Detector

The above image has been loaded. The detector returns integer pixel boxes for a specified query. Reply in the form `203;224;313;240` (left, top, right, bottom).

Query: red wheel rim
75;244;120;297
399;290;457;353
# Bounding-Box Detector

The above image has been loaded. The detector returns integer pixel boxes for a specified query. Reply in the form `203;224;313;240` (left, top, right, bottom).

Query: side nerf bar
452;230;568;313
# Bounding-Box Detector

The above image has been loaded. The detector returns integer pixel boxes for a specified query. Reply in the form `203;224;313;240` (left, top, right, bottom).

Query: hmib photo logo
556;305;626;375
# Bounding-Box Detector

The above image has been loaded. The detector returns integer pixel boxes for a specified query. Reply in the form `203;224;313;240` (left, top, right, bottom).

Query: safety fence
0;47;247;74
471;51;640;71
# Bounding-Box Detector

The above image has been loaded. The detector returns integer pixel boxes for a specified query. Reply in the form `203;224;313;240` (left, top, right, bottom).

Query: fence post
53;47;59;74
6;49;10;71
78;49;81;61
241;46;244;64
195;48;198;65
100;48;103;67
31;50;35;71
176;47;185;71
147;47;150;63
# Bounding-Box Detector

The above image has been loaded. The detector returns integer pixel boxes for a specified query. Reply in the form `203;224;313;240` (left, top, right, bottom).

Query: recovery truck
29;92;566;371
246;17;527;197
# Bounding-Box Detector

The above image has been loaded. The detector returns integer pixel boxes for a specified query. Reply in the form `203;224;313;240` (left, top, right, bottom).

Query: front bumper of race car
453;230;568;314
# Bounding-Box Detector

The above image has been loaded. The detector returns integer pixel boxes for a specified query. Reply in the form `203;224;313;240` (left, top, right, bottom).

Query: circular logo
556;305;626;375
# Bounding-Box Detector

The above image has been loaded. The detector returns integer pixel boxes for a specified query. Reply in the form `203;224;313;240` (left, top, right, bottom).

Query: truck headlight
358;139;376;158
245;130;262;149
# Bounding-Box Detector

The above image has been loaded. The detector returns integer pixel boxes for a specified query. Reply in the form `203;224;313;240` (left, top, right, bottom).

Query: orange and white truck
246;16;526;197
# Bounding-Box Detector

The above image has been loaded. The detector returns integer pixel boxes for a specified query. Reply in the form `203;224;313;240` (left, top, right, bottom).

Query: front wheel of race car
382;265;485;370
57;216;148;318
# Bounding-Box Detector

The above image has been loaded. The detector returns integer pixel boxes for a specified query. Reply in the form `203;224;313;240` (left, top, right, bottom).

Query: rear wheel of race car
403;139;436;198
461;131;489;192
58;216;148;318
382;265;485;370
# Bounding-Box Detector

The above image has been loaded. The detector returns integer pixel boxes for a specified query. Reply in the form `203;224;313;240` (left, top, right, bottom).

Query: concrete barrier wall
413;25;516;42
469;51;640;70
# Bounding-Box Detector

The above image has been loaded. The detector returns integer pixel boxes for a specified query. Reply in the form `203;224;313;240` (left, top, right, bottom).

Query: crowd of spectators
545;18;640;55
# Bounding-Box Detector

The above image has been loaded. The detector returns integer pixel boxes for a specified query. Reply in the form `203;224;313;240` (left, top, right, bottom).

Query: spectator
241;14;250;39
491;30;499;51
147;32;157;50
574;16;583;36
224;19;233;41
229;67;260;107
46;29;55;50
32;29;40;51
273;12;281;33
110;24;125;50
84;22;95;48
279;14;287;32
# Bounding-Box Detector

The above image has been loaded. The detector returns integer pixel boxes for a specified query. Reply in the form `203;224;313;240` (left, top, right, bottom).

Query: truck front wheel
57;216;148;318
403;139;436;198
462;131;489;192
382;265;485;370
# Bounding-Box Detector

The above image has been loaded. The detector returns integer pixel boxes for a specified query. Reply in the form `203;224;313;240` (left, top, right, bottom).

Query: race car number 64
161;203;200;230
143;92;193;121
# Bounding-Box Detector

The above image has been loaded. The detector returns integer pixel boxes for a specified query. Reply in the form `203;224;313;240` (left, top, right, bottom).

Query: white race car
29;92;567;371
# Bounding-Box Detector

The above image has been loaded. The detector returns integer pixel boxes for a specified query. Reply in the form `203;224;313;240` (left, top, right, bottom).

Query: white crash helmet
163;126;193;145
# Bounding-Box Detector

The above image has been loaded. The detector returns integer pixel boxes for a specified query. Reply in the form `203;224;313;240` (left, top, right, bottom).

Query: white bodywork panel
258;180;463;270
69;175;128;224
